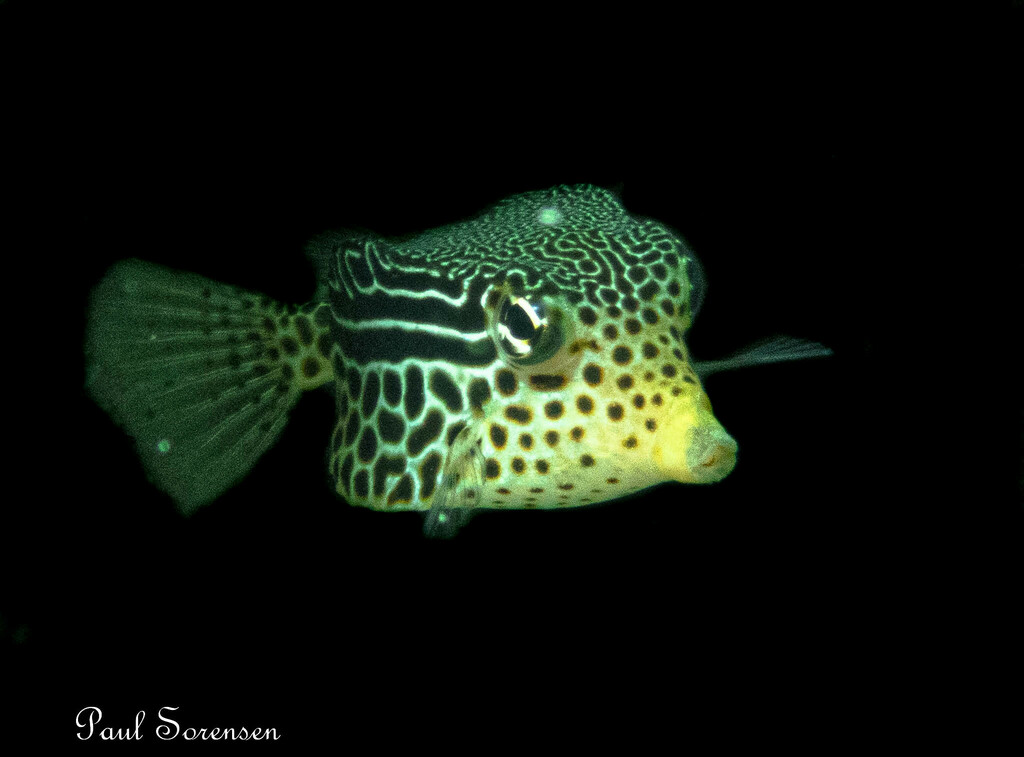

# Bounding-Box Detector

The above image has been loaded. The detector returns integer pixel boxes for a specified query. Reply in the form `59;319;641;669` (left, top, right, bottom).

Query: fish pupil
505;301;540;341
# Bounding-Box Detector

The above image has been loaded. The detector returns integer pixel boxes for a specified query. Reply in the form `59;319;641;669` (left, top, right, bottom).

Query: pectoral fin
423;427;486;539
693;336;832;378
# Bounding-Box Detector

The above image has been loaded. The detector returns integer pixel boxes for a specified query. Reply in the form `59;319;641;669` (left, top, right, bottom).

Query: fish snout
683;425;738;483
651;400;738;484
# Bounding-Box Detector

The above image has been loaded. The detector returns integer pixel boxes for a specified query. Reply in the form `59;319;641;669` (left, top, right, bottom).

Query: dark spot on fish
302;357;320;378
361;371;380;416
490;424;508;449
406;409;443;457
627;265;647;284
357;426;379;463
295;315;314;346
429;369;463;413
318;333;332;358
504;405;532;425
353;469;369;499
529;374;567;391
419;452;442;499
485;458;501;479
607;403;624;421
383;369;402;407
387;474;414;506
580;454;594;467
583;364;603;387
536;460;550;474
347;367;362;402
638;281;660;301
339;452;354;494
578;306;597;326
377;409;406;444
544;401;564;420
404;365;425;420
496;368;518;397
446;421;467;446
468;377;492;414
544;430;559;446
373;455;406;497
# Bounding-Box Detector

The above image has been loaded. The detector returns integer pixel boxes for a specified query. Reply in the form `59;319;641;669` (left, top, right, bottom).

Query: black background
3;0;1021;749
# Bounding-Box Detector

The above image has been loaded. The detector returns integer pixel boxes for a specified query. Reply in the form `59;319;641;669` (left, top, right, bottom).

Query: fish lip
651;393;738;485
684;427;738;483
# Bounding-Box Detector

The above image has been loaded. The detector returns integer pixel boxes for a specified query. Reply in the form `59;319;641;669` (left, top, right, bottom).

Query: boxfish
85;184;830;536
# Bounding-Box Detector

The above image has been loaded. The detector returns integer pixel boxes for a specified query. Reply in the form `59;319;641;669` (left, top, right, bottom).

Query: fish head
447;199;737;516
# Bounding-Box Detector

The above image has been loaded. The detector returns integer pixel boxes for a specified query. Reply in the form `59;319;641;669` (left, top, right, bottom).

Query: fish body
85;185;828;535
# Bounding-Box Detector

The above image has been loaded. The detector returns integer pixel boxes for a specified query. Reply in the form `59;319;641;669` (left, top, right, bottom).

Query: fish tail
85;259;334;513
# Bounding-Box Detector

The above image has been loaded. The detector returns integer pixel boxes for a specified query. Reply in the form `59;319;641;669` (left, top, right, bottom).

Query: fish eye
495;294;563;365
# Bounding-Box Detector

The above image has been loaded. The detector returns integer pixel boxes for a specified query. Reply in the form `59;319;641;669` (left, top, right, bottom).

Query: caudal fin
85;259;333;513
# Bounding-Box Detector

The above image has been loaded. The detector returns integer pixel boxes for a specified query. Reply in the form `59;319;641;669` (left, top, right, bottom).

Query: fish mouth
651;401;738;484
683;426;738;483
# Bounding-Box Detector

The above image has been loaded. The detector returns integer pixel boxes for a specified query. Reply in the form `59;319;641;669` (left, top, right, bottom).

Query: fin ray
694;336;833;378
86;259;331;512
